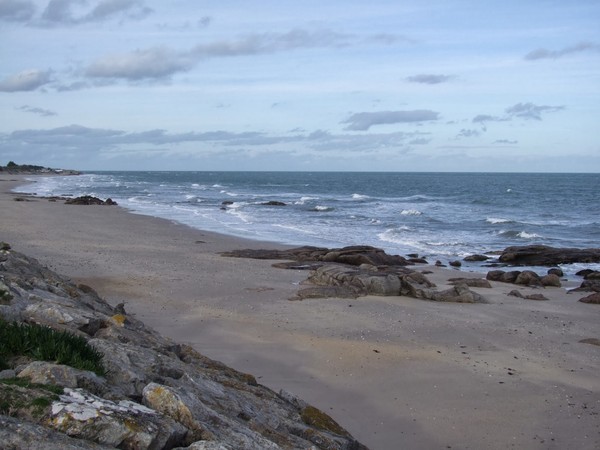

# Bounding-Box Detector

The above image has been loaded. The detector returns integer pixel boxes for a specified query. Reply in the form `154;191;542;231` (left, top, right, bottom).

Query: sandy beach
1;173;599;450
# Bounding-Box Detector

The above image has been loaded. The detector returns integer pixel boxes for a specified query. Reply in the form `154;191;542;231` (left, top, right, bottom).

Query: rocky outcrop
486;269;561;288
222;245;412;267
65;196;117;206
0;246;367;449
230;246;487;303
498;245;600;266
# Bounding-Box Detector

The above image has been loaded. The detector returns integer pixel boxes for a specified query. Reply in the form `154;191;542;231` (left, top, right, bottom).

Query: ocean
17;172;600;277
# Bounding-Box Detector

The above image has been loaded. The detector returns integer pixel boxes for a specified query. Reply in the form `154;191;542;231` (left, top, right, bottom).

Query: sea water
17;172;600;276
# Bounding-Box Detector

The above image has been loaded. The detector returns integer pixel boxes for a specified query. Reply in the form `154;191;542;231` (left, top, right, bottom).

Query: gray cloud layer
0;0;152;25
525;41;600;60
405;74;453;84
0;69;52;92
17;105;57;116
84;28;367;81
473;102;564;123
1;124;428;161
342;110;440;130
0;0;35;21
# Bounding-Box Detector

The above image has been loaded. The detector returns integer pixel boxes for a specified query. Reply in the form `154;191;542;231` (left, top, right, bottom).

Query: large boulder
498;245;600;266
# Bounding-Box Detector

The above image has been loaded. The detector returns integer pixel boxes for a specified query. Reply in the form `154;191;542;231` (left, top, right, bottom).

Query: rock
584;271;600;280
448;278;492;288
261;201;286;206
1;241;11;250
449;260;462;267
498;245;600;266
430;283;487;303
435;260;446;267
0;248;367;450
514;270;542;286
579;338;600;346
508;290;547;300
579;293;600;304
65;196;117;206
0;415;115;449
463;254;490;262
486;270;521;284
576;269;594;277
540;274;561;287
570;280;600;293
17;361;107;395
222;245;411;267
524;294;548;301
547;268;564;277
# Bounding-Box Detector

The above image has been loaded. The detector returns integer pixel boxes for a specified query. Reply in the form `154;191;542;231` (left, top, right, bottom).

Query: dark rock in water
65;196;117;206
435;260;446;267
570;280;600;293
498;245;600;266
261;200;287;206
407;253;419;258
0;246;367;450
576;269;595;277
463;254;490;262
547;268;564;277
221;200;234;205
579;293;600;304
407;257;428;264
449;260;462;267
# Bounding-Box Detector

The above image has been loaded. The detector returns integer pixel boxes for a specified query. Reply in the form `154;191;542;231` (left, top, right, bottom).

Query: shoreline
2;173;599;449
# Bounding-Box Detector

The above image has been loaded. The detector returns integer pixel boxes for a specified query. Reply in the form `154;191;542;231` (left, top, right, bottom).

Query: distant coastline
0;161;80;175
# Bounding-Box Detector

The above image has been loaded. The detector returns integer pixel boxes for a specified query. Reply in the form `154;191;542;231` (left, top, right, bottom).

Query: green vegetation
0;318;106;376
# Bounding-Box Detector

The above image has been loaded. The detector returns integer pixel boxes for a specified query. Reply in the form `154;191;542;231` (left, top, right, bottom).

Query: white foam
486;217;511;224
400;209;422;216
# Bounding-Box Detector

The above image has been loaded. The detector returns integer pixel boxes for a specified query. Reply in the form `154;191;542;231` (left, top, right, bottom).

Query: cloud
456;129;480;138
85;47;194;80
0;0;35;21
405;74;453;84
342;110;440;130
40;0;151;26
505;102;564;120
494;139;518;145
2;124;429;161
17;105;57;117
84;28;402;82
0;69;52;92
525;41;600;60
472;114;506;124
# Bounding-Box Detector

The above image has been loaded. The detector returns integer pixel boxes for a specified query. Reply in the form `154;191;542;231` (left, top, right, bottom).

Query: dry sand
1;174;599;450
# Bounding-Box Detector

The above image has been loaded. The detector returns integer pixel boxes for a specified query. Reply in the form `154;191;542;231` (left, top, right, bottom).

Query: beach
2;173;599;450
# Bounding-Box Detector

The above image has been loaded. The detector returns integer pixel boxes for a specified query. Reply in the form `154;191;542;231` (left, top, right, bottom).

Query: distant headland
0;161;80;175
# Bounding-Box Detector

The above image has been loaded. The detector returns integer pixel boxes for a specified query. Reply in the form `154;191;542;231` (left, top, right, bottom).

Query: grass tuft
0;318;106;376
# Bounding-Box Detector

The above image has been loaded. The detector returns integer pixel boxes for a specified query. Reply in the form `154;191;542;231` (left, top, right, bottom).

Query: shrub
0;318;106;376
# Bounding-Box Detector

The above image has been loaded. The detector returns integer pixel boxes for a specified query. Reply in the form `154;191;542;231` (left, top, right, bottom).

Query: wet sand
1;174;599;449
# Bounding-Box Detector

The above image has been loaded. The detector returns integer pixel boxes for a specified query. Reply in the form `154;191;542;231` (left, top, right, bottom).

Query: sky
1;0;599;172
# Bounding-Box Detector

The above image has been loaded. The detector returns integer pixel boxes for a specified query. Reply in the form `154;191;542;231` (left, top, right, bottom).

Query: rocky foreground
0;244;367;450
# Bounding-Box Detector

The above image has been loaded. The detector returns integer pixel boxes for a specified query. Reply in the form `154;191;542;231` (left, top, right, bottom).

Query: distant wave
312;205;334;212
400;209;422;216
486;217;514;224
351;193;370;200
498;230;541;239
